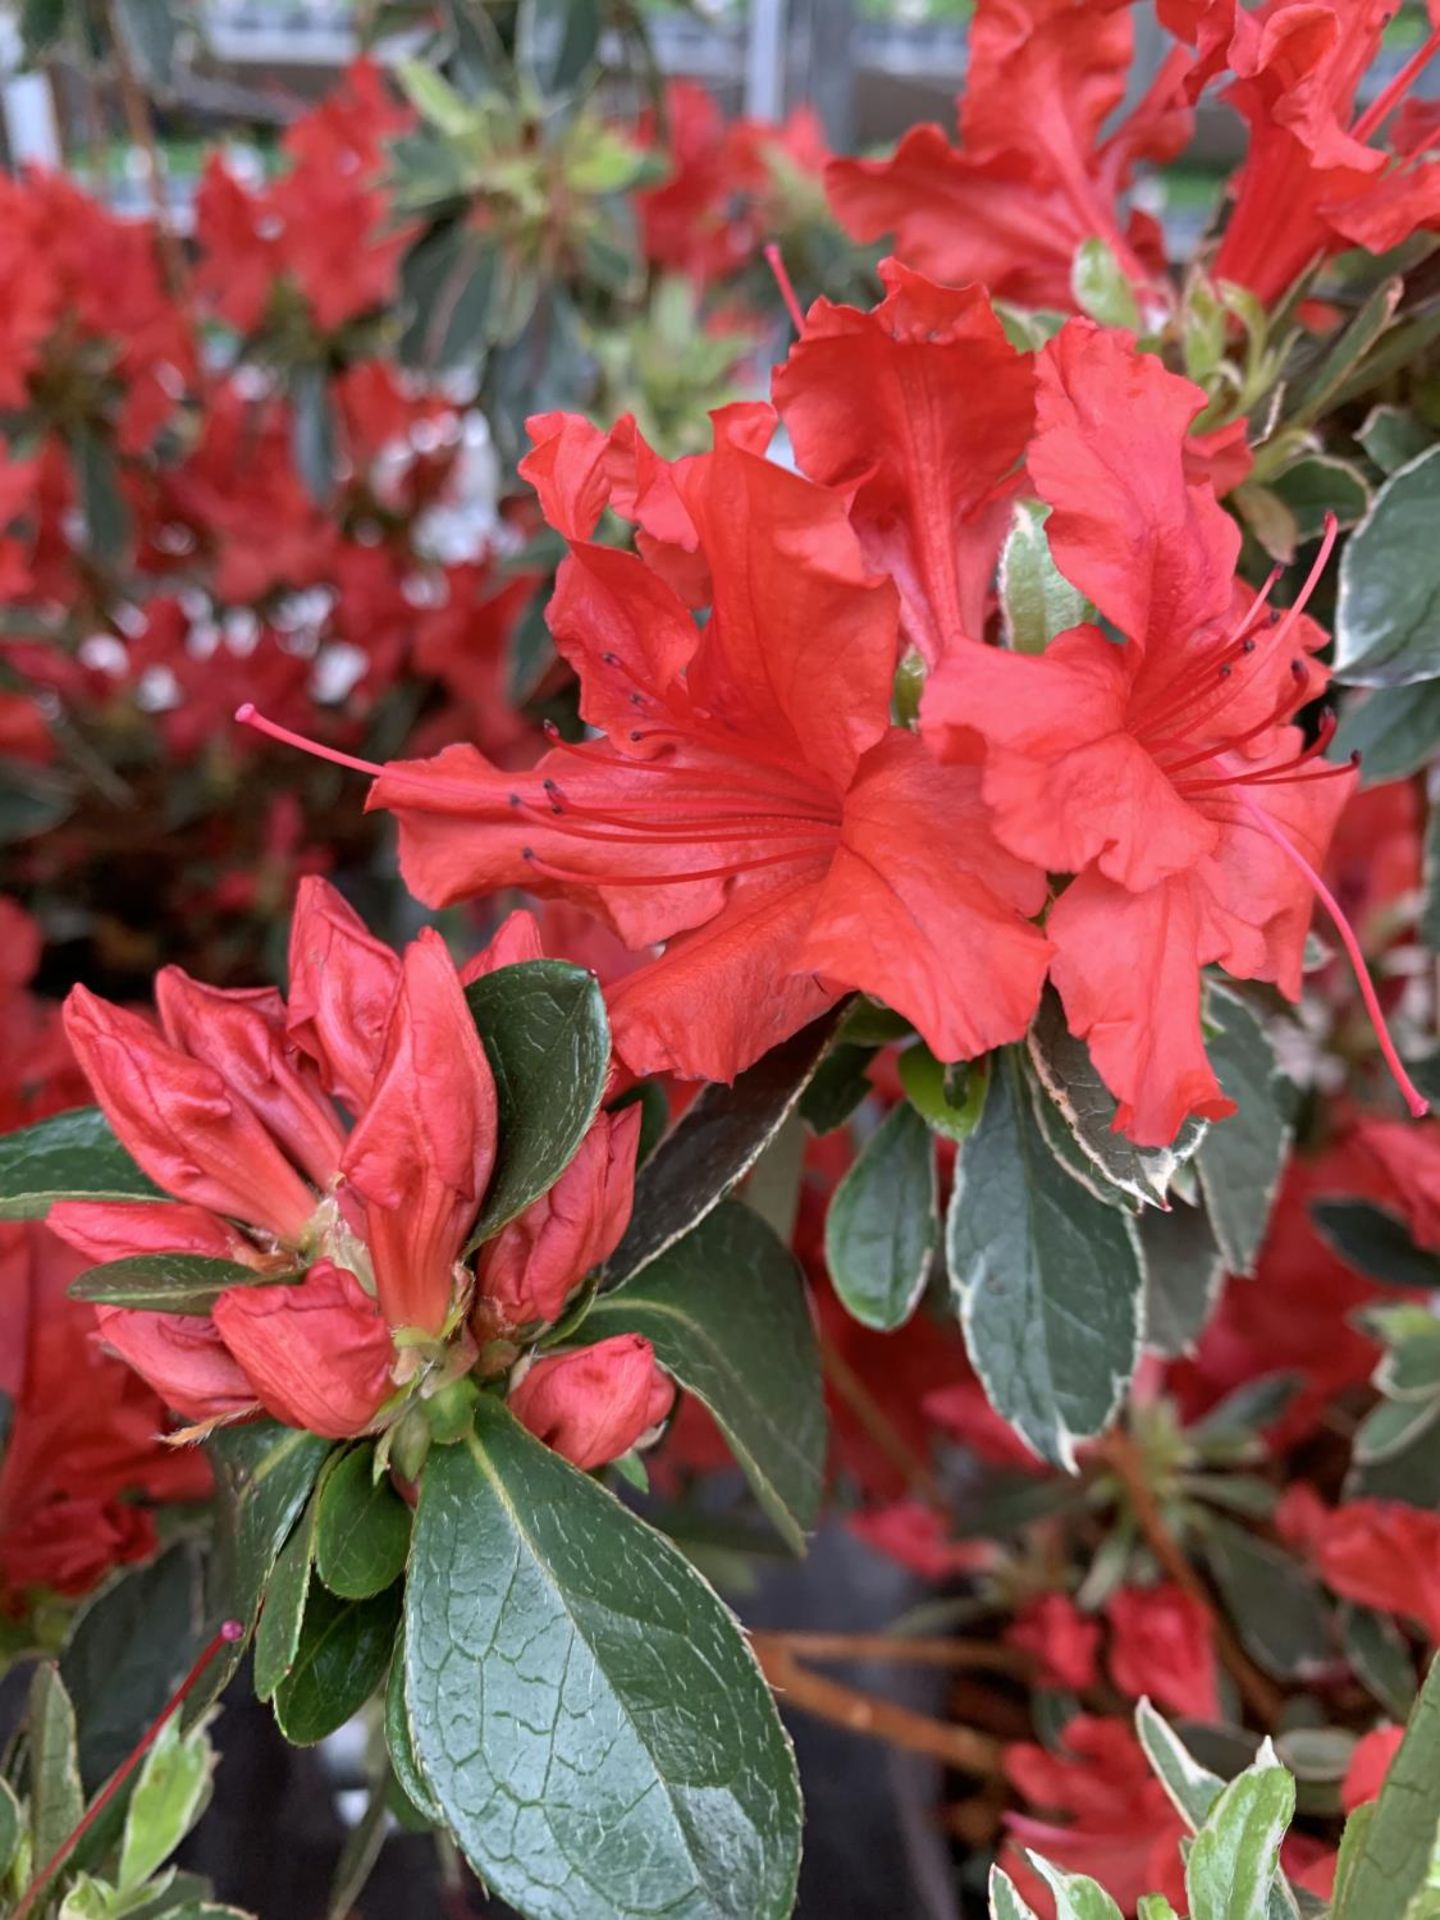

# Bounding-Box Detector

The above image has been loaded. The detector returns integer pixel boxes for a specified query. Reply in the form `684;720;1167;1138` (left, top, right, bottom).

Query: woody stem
754;1630;1032;1674
1098;1427;1283;1725
103;0;188;302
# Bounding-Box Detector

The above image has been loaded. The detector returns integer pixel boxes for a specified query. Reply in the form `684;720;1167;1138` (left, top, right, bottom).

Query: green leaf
898;1045;989;1144
0;1775;21;1881
187;1424;333;1727
1141;1198;1226;1356
516;0;601;95
608;1005;843;1281
798;1042;876;1134
1424;802;1440;956
1185;1754;1295;1920
1000;500;1093;655
1268;455;1372;545
326;1777;389;1920
1288;275;1403;429
1196;991;1294;1275
404;1398;802;1920
1071;237;1141;331
1201;1519;1331;1680
1336;445;1440;687
1354;1392;1440;1467
1312;1201;1440;1289
62;1544;208;1792
291;365;336;507
400;222;502;370
1358;405;1436;476
1027;987;1205;1209
1332;1652;1440;1919
1342;1604;1418;1720
1332;683;1440;783
113;0;178;88
0;1107;165;1219
1137;1901;1183;1920
385;1623;441;1826
1135;1698;1224;1829
29;1661;83;1874
70;1254;288;1316
119;1721;213;1891
253;1483;322;1705
580;1201;824;1552
1027;1852;1125;1920
990;1865;1041;1919
824;1102;937;1332
314;1446;412;1601
464;960;610;1243
945;1056;1143;1469
272;1582;401;1746
66;425;132;567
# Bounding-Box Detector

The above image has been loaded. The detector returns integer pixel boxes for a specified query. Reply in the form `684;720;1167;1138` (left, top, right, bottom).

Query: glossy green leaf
62;1544;208;1792
516;0;601;94
1336;445;1440;687
0;1107;164;1219
824;1102;937;1332
1358;404;1435;475
403;1398;802;1920
1423;801;1440;954
1331;683;1440;783
1332;1652;1440;1919
1028;988;1205;1209
67;424;131;567
898;1045;989;1144
1342;1605;1418;1721
1312;1201;1440;1289
1000;499;1093;655
798;1042;876;1134
1289;274;1402;428
1137;1901;1183;1920
1135;1698;1224;1829
1185;1754;1295;1920
118;1720;213;1891
29;1661;83;1873
187;1424;333;1727
291;365;336;507
1354;1392;1440;1466
0;1775;20;1882
581;1201;824;1551
1141;1197;1226;1356
1201;1519;1330;1680
253;1482;322;1704
1196;991;1294;1275
1269;455;1371;544
314;1446;412;1600
990;1865;1042;1919
1027;1853;1125;1920
272;1582;401;1746
465;960;610;1242
946;1057;1143;1469
608;1005;843;1281
1071;237;1141;331
70;1254;288;1316
385;1624;441;1826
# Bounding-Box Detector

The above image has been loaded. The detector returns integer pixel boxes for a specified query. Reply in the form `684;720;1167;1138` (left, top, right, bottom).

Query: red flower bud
286;876;401;1111
62;986;315;1243
342;930;497;1334
508;1334;674;1471
49;1199;261;1267
94;1305;258;1422
458;908;545;985
476;1105;640;1330
212;1259;395;1439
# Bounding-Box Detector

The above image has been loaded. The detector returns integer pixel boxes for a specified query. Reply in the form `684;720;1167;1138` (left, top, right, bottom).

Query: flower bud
212;1259;395;1439
94;1306;258;1422
286;876;401;1111
508;1334;674;1471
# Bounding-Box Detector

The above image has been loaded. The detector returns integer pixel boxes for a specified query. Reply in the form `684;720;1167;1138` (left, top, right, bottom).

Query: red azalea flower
825;0;1193;313
1316;1499;1440;1641
507;1335;675;1471
847;1498;994;1581
772;261;1036;667
922;321;1413;1145
1007;1593;1103;1690
1105;1582;1221;1720
1212;0;1440;305
1342;1724;1405;1811
245;408;1052;1084
50;878;499;1436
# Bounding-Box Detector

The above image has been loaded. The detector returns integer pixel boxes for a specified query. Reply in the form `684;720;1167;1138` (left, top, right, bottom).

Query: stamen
1157;670;1310;777
765;242;807;335
1236;791;1429;1119
235;703;385;778
522;843;824;888
1353;21;1440;141
13;1621;244;1920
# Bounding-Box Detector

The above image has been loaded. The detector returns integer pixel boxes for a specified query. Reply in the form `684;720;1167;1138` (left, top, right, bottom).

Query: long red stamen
1353;22;1440;142
765;242;806;335
1236;791;1429;1118
13;1621;244;1920
1134;570;1283;739
235;703;385;778
1158;665;1310;777
1265;515;1340;659
521;844;822;888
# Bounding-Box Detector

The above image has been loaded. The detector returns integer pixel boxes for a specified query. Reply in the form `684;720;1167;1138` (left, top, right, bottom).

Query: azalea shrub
10;0;1440;1916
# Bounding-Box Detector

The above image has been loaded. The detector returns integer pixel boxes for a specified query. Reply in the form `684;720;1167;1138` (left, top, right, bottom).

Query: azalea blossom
507;1334;674;1471
240;406;1053;1085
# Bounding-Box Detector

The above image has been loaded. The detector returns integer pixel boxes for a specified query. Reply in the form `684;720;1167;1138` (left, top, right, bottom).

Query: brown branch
103;0;188;300
818;1333;946;1512
753;1630;1030;1675
1099;1427;1284;1725
752;1634;1002;1776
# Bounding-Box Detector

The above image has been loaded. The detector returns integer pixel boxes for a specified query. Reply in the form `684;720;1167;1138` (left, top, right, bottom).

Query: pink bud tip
220;1618;245;1642
234;702;256;724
